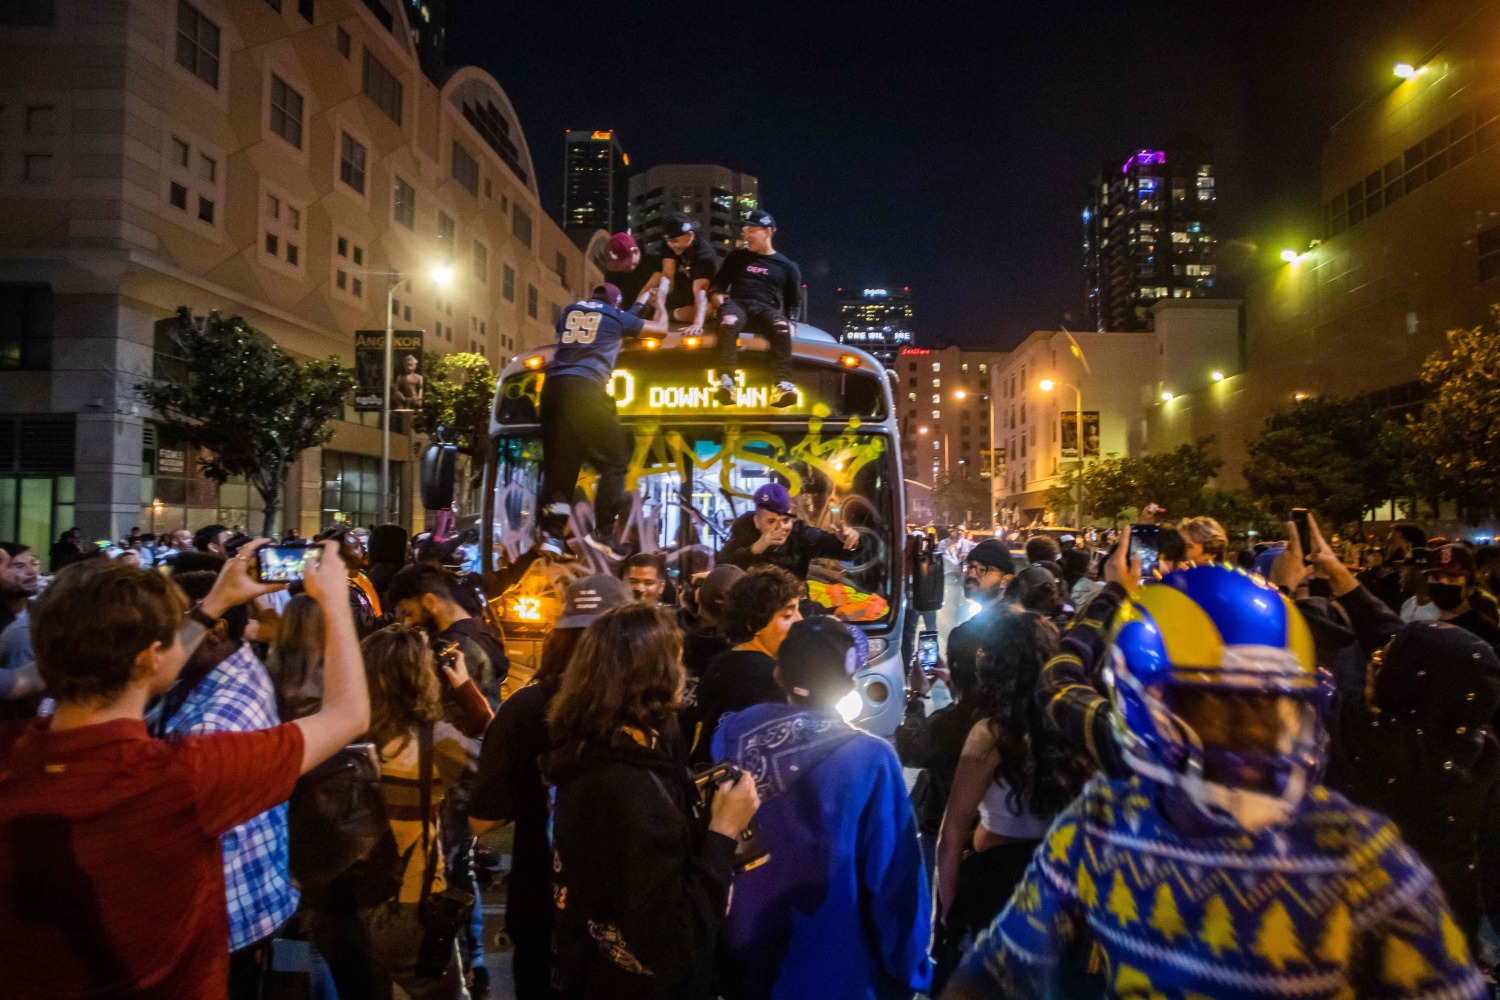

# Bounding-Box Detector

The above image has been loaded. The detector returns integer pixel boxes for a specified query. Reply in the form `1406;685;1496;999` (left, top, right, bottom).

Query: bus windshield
489;420;898;629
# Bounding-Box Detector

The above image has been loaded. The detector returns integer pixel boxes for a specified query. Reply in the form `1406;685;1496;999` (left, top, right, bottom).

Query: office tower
627;164;759;250
837;286;913;369
1084;147;1218;331
563;129;628;232
402;0;447;84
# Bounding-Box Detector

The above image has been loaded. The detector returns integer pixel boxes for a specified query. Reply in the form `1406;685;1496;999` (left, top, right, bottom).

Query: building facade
992;301;1240;523
1085;147;1219;332
1147;4;1500;494
0;0;602;550
562;128;627;233
894;346;1005;525
626;164;759;252
838;286;913;369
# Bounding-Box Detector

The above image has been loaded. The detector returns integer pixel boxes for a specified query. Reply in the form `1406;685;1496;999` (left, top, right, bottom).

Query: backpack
287;742;404;908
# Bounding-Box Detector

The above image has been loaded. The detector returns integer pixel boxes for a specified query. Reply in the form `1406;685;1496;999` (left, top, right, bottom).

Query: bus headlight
836;690;863;722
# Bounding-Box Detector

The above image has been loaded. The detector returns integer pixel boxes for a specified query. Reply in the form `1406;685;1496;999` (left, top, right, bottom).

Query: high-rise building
1084;147;1219;331
837;287;914;369
401;0;447;84
0;0;600;545
563;129;629;232
894;346;1006;525
627;164;759;251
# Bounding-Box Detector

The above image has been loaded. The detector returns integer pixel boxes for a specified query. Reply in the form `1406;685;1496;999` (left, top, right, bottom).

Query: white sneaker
714;373;737;405
770;381;798;408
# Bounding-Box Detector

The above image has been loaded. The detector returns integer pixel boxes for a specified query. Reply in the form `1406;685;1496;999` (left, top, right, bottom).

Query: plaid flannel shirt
162;644;298;951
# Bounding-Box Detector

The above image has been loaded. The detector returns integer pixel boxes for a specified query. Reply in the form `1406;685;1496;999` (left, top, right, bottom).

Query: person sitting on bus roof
652;213;720;336
722;483;860;580
538;282;669;560
710;208;803;408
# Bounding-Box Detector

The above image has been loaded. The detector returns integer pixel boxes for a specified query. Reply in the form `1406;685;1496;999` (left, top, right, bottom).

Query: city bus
472;324;910;736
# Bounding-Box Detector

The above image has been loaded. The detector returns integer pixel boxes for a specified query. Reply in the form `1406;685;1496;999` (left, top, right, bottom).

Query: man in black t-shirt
711;208;803;407
655;213;720;334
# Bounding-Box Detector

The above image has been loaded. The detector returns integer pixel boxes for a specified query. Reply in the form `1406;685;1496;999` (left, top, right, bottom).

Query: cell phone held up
693;763;770;874
254;541;314;583
917;630;939;676
1127;523;1162;578
1290;508;1311;554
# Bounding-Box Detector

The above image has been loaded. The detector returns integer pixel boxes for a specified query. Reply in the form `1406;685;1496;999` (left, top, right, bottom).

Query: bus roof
496;322;888;383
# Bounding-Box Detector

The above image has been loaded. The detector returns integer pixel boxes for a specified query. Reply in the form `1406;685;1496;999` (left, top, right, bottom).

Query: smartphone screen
1290;508;1311;553
1129;524;1162;577
917;630;939;674
256;544;312;583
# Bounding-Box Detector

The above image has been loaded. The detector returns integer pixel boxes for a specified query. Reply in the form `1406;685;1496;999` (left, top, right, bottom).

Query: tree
413;351;497;456
1044;456;1136;526
137;308;354;537
1410;305;1500;520
1244;396;1408;528
1198;487;1281;537
1133;438;1222;518
929;473;992;525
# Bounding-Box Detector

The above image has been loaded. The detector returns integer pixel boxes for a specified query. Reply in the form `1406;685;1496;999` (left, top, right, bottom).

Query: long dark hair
970;612;1091;817
547;605;684;746
533;626;585;694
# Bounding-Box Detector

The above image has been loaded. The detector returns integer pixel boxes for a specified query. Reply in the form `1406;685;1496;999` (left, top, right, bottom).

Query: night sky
449;0;1447;350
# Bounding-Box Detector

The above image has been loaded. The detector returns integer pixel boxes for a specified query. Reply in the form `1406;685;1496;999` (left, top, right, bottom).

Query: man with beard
943;539;1017;687
1426;543;1500;651
387;563;508;706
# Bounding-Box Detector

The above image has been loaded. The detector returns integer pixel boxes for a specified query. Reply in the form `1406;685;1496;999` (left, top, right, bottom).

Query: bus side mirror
910;533;944;612
420;441;457;510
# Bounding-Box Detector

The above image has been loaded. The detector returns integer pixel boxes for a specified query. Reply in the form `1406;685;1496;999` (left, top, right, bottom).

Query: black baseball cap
777;617;859;702
966;538;1016;574
742;208;776;230
662;212;696;238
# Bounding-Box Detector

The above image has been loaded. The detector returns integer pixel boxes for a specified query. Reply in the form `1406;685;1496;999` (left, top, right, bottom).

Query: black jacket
685;649;783;767
544;735;735;1000
437;616;509;705
1322;585;1500;945
895;698;980;838
720;513;855;580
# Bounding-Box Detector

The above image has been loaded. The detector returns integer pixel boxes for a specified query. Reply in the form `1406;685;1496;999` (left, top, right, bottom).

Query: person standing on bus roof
722;483;860;580
711;209;802;408
655;213;720;335
538;282;668;559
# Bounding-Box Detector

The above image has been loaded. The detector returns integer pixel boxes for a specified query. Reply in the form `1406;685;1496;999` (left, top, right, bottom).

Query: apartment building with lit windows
838;286;913;369
0;0;603;547
893;346;1005;524
626;164;759;252
1084;146;1219;332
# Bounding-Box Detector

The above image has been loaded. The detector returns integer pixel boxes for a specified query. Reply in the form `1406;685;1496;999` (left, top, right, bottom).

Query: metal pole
1074;386;1084;529
380;276;401;526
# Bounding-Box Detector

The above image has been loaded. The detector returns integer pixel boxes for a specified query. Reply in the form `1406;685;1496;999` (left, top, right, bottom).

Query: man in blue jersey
538;282;667;558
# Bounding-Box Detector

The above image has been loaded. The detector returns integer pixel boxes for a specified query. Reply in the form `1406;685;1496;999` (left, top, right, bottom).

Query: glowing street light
918;426;929;434
1394;62;1427;79
431;264;455;286
1038;379;1056;392
1161;390;1175;402
1211;370;1225;382
1280;249;1299;263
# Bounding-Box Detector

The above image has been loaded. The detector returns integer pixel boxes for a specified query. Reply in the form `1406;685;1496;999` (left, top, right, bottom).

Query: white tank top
977;779;1053;840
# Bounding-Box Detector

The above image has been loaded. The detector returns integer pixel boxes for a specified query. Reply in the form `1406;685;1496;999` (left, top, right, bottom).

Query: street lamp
379;264;453;525
1039;378;1084;529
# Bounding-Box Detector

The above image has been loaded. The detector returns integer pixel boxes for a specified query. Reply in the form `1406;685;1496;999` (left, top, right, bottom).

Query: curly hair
361;625;444;755
969;612;1092;817
721;565;802;643
547;605;684;746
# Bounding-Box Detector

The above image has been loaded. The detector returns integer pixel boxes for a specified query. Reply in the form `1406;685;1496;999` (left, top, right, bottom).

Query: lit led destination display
604;369;807;413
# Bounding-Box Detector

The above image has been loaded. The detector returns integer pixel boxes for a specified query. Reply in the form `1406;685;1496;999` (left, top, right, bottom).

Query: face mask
1429;583;1465;611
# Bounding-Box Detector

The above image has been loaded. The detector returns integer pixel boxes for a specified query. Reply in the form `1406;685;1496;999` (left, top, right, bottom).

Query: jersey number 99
561;311;602;344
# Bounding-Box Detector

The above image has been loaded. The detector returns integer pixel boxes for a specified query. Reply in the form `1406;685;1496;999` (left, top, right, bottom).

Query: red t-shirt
0;717;305;999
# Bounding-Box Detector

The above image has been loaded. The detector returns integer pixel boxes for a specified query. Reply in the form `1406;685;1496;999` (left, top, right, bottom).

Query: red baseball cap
606;232;638;263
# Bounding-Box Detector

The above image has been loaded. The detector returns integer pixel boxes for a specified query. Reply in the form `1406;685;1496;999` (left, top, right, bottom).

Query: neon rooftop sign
1122;150;1166;173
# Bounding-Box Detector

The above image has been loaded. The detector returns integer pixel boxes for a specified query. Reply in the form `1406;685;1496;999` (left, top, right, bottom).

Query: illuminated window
931;394;939;404
907;392;916;402
932;362;940;372
932;410;940;419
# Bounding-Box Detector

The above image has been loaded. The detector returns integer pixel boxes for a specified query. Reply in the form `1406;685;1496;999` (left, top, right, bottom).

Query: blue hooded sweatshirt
711;702;934;1000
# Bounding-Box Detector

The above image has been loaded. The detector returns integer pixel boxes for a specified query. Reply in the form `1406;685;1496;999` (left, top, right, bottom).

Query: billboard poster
1059;411;1100;459
355;330;424;412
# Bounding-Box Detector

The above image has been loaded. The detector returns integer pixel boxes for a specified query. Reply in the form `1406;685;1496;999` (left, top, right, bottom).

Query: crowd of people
6;499;1500;999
